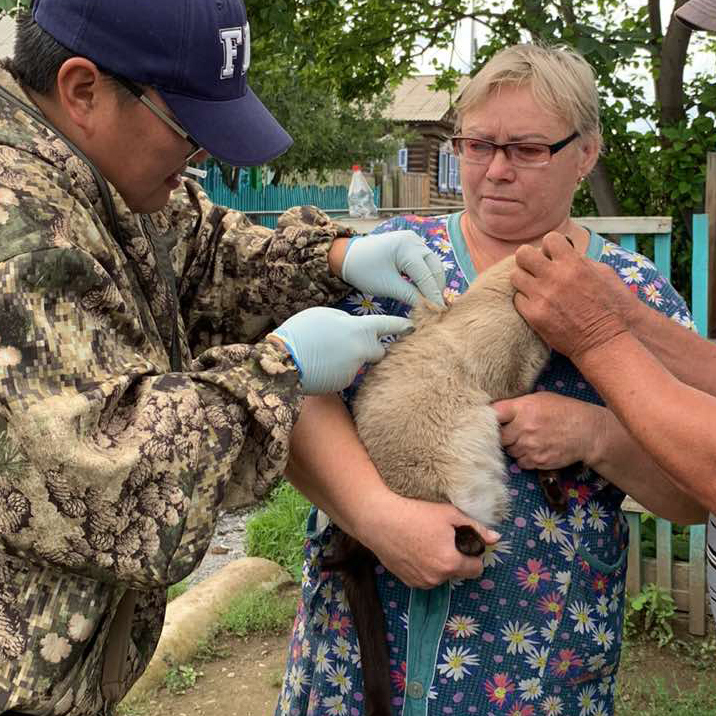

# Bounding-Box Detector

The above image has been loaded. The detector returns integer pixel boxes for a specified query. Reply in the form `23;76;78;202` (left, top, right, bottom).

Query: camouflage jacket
0;67;351;715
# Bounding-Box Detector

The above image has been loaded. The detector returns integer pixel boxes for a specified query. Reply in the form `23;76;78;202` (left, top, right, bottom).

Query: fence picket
200;165;380;229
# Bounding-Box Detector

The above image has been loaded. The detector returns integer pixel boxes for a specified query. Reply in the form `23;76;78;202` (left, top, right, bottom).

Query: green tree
4;0;714;294
246;0;716;296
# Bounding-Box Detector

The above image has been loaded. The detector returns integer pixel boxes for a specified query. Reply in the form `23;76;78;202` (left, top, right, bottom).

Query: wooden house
382;74;470;207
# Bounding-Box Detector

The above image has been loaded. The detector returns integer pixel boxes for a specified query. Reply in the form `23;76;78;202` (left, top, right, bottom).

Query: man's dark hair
10;11;135;100
11;11;74;95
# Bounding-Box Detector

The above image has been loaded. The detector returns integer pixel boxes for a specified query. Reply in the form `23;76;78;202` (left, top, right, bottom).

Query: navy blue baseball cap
32;0;293;166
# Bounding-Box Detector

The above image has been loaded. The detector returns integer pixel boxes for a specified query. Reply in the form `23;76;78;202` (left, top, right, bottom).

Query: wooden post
706;153;716;337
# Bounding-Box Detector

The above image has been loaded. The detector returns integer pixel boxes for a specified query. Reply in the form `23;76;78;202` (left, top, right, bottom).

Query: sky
413;0;711;98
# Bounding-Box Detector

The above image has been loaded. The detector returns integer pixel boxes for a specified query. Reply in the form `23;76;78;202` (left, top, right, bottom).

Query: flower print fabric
277;213;692;716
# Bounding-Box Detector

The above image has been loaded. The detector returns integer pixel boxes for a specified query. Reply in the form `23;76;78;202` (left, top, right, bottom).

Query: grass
616;678;716;715
615;625;716;716
166;578;189;603
218;586;298;638
162;662;202;694
117;703;148;716
245;481;311;581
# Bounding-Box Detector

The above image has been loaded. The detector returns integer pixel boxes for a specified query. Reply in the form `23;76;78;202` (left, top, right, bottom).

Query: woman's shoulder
370;213;453;237
596;238;693;323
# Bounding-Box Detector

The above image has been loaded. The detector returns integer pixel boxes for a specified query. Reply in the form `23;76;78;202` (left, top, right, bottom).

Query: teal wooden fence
201;166;381;228
576;215;709;635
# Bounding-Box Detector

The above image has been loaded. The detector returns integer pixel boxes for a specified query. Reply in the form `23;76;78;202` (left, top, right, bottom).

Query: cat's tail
322;531;392;716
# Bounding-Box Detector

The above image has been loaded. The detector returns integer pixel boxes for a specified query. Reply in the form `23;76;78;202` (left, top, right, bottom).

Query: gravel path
186;506;256;587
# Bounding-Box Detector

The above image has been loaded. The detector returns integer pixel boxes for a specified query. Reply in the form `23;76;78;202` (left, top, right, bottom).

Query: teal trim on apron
446;212;477;285
403;584;451;716
585;229;605;260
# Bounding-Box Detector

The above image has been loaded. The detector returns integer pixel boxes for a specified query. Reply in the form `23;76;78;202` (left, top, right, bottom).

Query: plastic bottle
348;165;378;218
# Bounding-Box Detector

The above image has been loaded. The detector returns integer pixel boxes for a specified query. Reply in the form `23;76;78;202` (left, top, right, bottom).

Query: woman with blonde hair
276;43;705;716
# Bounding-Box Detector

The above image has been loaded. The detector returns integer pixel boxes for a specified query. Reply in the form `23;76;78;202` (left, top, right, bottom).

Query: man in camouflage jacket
0;1;445;714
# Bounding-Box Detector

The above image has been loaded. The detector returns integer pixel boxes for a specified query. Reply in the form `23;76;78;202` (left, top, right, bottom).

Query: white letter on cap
220;27;244;79
242;23;251;74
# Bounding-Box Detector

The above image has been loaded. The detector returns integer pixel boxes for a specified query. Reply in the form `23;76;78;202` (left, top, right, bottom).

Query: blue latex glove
341;230;446;307
270;307;413;394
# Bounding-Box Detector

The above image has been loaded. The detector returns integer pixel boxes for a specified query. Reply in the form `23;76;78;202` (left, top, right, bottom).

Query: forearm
629;301;716;396
576;332;716;513
168;183;352;349
586;407;708;524
286;393;400;543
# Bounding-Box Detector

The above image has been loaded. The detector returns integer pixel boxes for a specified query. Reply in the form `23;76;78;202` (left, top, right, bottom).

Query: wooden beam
574;217;672;234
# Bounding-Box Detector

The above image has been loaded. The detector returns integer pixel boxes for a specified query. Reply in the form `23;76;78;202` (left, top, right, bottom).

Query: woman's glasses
451;131;580;168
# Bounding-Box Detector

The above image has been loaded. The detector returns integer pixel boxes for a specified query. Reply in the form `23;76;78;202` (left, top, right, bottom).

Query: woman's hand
355;492;501;589
493;391;606;471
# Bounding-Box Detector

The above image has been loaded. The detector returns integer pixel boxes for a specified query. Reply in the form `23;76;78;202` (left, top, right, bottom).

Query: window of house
397;148;408;172
448;154;461;192
438;149;450;192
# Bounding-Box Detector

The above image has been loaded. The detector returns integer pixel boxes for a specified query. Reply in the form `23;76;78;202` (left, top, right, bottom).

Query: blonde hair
456;44;602;148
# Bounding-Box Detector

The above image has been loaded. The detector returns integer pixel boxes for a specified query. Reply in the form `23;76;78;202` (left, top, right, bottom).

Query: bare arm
588;407;707;524
511;234;716;513
495;392;707;524
575;332;716;513
287;394;500;588
627;296;716;396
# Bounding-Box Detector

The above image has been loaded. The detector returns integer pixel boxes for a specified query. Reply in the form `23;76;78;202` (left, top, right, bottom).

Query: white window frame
397;147;408;172
448;154;459;191
438;150;450;192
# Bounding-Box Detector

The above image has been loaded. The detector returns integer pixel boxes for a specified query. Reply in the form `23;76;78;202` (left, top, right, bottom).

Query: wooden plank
625;511;642;596
653;233;672;281
655;518;673;595
642;559;710;613
689;524;707;635
622;496;648;513
706;153;716;337
573;216;672;234
692;213;710;337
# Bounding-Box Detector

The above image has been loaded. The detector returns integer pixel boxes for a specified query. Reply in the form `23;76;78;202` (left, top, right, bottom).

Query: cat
323;254;552;716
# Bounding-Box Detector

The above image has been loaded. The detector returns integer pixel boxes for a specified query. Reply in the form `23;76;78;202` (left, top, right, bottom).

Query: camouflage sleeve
0;242;302;590
160;179;353;353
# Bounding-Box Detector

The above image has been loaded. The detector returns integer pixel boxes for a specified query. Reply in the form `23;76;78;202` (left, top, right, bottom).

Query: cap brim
158;86;293;167
675;0;716;32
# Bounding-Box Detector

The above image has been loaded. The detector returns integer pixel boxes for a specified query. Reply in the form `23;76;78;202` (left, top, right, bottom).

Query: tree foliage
3;0;715;295
247;0;716;297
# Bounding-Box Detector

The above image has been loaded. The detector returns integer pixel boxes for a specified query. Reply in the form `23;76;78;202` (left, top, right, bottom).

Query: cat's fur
325;254;551;716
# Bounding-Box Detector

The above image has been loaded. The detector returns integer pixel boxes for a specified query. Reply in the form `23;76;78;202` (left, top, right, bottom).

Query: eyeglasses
451;131;580;168
113;76;205;163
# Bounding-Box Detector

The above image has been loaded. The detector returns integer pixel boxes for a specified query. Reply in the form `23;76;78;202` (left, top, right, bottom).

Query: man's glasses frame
113;76;204;163
451;131;580;168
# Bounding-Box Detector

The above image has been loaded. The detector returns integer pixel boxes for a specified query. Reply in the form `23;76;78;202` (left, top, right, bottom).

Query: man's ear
54;58;107;137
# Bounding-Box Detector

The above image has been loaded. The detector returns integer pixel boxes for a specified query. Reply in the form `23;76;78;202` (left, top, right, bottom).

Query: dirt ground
124;616;716;716
132;630;290;716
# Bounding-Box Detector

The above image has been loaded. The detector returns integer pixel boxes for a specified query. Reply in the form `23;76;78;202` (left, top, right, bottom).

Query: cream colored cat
326;254;552;716
354;253;550;527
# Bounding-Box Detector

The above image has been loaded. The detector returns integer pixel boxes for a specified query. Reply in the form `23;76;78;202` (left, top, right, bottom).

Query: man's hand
512;232;628;359
356;492;501;589
338;230;446;307
493;392;606;471
270;308;412;394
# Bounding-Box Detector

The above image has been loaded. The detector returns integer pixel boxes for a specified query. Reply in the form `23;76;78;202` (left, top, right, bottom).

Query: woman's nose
485;147;515;180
